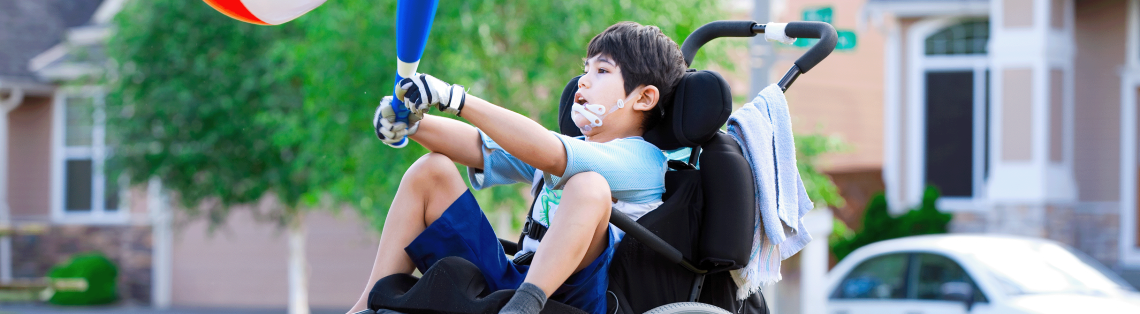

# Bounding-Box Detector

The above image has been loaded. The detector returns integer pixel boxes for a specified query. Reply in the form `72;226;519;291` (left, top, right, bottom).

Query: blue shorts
405;190;615;314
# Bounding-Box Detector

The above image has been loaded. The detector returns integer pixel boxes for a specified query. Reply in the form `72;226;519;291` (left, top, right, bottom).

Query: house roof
0;0;104;81
864;0;989;18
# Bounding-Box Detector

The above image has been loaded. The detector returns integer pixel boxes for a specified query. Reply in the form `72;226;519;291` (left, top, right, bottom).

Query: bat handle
386;73;413;148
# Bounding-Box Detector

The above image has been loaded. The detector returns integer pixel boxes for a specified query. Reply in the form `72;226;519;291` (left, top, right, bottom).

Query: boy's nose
577;77;589;89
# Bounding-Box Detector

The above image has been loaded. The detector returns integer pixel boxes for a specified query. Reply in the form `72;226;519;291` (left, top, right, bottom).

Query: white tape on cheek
764;23;797;45
573;98;626;131
584;104;607;115
572;104;603;126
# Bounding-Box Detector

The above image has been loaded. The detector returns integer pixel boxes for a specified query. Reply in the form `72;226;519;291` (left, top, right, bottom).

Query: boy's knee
564;172;611;206
405;153;462;185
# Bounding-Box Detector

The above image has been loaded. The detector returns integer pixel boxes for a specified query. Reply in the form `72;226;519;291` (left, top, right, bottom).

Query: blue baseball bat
388;0;440;148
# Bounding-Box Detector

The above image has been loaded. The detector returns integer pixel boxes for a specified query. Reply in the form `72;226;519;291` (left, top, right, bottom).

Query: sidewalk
0;305;347;314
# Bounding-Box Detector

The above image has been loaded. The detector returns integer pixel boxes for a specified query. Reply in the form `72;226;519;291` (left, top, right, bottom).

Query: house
1;0;380;309
763;0;1140;288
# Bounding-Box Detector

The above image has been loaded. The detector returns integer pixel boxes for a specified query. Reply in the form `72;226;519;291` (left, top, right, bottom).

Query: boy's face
574;54;635;136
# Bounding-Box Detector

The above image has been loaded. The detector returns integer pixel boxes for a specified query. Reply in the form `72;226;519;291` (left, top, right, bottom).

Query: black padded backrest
696;132;755;271
558;70;733;150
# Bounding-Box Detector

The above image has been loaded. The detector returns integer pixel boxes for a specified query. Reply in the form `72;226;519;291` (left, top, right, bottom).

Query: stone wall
11;224;153;304
948;202;1122;269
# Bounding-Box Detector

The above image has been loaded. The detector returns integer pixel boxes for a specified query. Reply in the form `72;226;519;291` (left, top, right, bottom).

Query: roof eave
864;0;991;18
0;77;57;96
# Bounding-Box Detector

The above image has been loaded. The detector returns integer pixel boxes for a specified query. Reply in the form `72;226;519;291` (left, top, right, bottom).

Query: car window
832;253;909;299
913;253;987;303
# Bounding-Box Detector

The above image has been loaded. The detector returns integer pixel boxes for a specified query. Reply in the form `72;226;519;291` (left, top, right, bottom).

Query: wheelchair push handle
680;20;838;91
680;20;757;66
783;21;838;73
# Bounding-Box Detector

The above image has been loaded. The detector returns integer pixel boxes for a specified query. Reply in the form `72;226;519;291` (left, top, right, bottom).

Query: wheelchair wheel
644;302;732;314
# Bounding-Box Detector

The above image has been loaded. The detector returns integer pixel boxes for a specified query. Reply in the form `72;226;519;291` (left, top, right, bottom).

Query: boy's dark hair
586;22;687;131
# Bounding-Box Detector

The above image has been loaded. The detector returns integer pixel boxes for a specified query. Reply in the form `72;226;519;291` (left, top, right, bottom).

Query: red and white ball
202;0;327;25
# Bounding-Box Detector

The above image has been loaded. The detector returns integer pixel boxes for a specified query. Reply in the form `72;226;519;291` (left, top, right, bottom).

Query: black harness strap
513;172;548;265
520;173;549;243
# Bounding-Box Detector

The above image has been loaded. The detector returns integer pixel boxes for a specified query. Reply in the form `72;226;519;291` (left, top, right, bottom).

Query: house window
58;92;121;220
922;20;991;202
925;20;989;55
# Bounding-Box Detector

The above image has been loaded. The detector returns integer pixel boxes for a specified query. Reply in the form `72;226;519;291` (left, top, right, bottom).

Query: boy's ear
632;85;660;112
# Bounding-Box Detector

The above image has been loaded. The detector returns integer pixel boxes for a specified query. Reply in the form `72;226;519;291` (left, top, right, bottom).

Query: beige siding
897;18;919;203
1049;68;1064;162
1005;0;1036;27
1002;68;1034;161
7;96;53;219
1074;0;1126;202
171;209;379;309
773;0;887;173
1051;0;1066;29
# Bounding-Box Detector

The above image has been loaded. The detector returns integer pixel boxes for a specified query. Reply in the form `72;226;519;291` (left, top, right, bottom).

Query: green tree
830;186;953;261
105;1;737;312
795;133;847;208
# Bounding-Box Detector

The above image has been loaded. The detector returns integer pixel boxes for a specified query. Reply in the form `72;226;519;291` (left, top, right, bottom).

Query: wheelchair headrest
557;70;733;150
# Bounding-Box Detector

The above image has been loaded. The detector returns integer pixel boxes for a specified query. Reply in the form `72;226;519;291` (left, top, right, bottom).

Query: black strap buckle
512;251;535;265
522;217;548;241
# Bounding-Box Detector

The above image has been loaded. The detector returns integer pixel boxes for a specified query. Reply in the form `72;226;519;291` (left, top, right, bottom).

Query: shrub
830;186;953;261
47;252;118;305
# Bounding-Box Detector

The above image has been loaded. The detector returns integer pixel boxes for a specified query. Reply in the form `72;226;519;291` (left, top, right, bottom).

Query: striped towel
726;84;815;300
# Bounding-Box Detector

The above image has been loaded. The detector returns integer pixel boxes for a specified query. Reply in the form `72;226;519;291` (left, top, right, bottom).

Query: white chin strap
572;98;625;132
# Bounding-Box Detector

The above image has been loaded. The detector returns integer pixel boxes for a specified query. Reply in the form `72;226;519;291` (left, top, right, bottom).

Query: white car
826;234;1140;314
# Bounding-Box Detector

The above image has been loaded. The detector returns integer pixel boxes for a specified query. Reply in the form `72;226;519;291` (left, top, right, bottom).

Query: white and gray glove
395;74;466;116
373;95;422;146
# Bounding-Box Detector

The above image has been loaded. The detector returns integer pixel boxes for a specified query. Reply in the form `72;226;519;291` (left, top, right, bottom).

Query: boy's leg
349;153;469;313
523;171;612;297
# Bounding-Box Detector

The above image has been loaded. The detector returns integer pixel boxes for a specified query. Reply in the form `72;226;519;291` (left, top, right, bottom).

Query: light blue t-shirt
467;130;667;254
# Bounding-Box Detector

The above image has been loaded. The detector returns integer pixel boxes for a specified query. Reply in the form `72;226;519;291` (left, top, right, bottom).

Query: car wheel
643;302;731;314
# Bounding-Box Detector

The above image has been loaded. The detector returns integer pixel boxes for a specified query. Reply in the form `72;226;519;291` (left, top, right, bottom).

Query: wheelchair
361;20;837;314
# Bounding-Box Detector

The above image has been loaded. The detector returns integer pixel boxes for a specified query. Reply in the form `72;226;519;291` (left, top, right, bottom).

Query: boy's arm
408;114;484;169
458;95;569;177
396;73;568;176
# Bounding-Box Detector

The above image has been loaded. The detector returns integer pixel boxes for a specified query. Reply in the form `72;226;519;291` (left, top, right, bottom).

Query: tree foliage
795;133;847;208
106;0;305;225
830;186;953;261
105;0;740;230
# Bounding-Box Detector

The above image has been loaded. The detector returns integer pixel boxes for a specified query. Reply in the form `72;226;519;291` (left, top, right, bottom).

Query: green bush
830;186;953;261
47;252;118;305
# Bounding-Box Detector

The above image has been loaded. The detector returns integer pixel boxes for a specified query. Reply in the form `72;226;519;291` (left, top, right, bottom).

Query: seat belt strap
519;171;548;244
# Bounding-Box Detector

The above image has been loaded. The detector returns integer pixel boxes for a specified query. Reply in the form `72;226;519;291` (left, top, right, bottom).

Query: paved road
0;305;348;314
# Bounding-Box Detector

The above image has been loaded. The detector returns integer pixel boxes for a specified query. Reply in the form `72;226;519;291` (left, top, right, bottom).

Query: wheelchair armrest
499;238;519;256
610;209;707;274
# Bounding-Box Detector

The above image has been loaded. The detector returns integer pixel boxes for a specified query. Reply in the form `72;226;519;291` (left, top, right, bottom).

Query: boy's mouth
574;92;588;105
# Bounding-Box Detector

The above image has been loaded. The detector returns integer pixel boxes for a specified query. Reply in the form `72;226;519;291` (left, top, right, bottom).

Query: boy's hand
373;96;422;145
396;74;466;116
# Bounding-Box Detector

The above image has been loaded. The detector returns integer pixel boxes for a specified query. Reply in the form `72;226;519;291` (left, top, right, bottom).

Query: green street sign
791;29;857;51
802;6;833;24
788;6;857;51
836;30;857;50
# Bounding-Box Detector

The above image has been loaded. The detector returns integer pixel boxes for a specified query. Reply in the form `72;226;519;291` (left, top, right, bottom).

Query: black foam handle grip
681;20;757;66
783;21;837;73
609;208;684;265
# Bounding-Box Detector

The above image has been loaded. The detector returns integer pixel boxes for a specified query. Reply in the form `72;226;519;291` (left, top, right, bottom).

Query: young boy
349;22;687;314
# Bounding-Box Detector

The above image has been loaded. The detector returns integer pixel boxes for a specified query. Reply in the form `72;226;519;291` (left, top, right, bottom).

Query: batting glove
395;74;466;116
373;96;423;146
